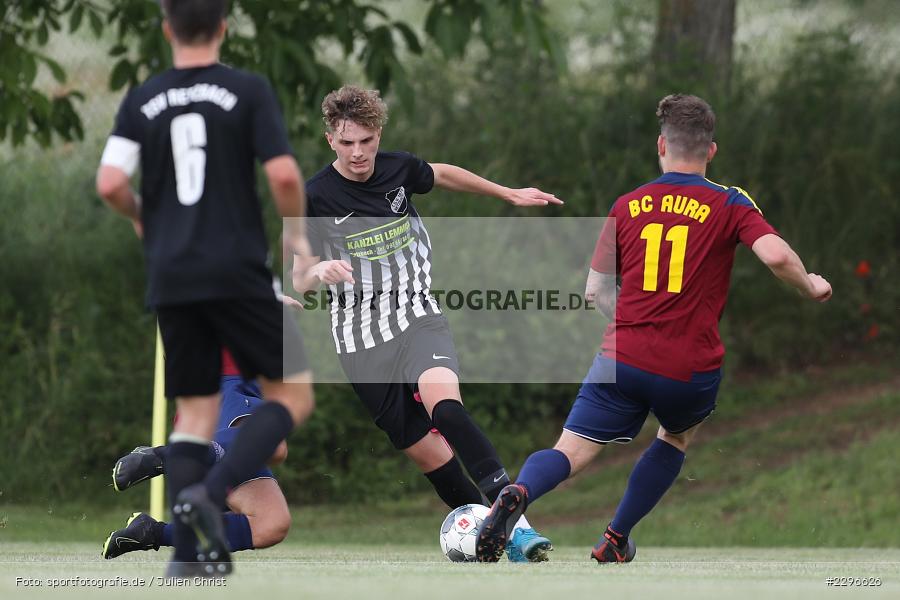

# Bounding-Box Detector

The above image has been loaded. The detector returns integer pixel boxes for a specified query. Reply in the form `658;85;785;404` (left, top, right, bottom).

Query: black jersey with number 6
104;64;292;307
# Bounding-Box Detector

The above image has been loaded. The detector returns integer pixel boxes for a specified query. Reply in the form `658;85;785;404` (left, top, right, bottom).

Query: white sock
514;514;532;530
168;432;209;445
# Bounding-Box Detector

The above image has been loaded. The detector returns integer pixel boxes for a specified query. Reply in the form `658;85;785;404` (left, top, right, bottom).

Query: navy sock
166;440;213;561
160;522;173;547
204;402;294;507
424;458;484;509
430;400;508;501
223;513;254;551
159;514;252;551
610;438;685;537
516;448;572;504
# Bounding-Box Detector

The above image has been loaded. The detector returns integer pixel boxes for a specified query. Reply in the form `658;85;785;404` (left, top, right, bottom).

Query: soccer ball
439;503;490;562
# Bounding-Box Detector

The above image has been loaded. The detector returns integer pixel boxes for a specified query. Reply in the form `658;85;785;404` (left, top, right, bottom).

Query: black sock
430;399;508;502
424;458;484;509
203;402;294;507
167;440;213;562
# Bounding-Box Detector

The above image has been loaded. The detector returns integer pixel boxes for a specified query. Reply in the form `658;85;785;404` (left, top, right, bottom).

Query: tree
652;0;736;90
1;0;562;147
0;0;102;146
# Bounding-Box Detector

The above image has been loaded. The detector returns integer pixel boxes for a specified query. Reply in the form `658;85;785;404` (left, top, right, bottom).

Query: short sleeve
100;89;142;176
110;89;140;141
406;153;434;194
726;188;779;247
590;201;619;273
250;77;293;163
304;193;325;258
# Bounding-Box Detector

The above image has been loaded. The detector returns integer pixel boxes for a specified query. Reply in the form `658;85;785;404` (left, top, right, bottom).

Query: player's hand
278;293;304;311
807;273;832;302
311;260;355;285
503;187;563;207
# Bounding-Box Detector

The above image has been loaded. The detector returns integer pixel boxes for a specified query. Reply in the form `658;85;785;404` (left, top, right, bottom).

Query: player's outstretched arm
751;234;832;302
430;163;563;207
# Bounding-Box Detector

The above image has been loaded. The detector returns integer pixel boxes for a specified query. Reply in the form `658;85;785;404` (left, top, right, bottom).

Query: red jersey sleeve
590;202;619;273
727;188;778;247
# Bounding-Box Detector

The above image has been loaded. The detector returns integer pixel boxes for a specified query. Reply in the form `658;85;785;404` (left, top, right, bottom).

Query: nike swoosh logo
335;213;354;224
115;537;140;549
432;354;450;360
493;473;506;483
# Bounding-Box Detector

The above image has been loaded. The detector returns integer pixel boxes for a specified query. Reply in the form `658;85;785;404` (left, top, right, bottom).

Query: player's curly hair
321;85;388;132
656;94;715;160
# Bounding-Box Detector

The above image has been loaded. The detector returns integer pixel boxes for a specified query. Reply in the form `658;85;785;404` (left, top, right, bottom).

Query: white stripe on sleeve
100;135;141;177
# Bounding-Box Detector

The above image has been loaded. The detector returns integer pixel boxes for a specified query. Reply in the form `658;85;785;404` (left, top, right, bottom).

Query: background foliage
1;0;898;506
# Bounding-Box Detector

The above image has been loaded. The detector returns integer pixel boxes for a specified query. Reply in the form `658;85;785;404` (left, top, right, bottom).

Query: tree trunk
653;0;736;90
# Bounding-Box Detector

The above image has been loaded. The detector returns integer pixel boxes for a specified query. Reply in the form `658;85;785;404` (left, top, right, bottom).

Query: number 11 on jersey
171;113;207;206
640;223;689;293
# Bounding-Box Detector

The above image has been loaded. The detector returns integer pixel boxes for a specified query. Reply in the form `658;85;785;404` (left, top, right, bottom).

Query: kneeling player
103;373;290;558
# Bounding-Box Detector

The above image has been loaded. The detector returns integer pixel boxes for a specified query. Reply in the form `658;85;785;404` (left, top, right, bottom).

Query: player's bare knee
657;427;691;452
250;508;291;548
262;378;315;425
268;440;288;466
405;432;454;473
286;394;315;425
553;430;603;475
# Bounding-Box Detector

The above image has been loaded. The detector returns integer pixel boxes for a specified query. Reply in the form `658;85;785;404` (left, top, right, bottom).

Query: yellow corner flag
150;326;167;520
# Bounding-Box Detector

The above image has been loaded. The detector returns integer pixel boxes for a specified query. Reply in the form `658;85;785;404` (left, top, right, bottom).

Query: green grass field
2;366;898;598
2;543;898;600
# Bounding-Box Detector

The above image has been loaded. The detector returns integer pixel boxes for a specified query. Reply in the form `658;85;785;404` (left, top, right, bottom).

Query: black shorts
157;297;308;398
339;315;460;450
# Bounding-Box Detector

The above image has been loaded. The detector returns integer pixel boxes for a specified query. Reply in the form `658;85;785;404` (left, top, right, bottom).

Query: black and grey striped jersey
306;151;441;353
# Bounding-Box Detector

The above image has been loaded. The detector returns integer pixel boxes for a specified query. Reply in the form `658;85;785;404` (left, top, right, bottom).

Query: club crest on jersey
386;186;408;214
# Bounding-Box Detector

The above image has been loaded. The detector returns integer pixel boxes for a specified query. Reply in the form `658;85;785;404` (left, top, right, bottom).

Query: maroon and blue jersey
591;171;778;381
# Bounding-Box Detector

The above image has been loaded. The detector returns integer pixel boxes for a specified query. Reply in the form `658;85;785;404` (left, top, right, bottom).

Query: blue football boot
507;526;553;562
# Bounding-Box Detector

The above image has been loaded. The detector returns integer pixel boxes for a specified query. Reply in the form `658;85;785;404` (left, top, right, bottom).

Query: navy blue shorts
563;355;720;444
216;376;274;481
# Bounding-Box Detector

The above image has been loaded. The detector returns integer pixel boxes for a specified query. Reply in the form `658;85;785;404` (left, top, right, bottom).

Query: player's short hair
656;94;716;160
161;0;228;45
321;85;388;132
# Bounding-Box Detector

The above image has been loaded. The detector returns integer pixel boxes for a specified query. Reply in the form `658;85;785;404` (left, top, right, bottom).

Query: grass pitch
2;543;897;600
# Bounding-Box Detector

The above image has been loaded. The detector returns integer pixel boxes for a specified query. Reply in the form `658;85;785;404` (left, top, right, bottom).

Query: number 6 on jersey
171;113;207;206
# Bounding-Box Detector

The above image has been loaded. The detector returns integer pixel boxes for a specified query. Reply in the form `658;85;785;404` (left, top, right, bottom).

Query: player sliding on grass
96;0;313;577
102;352;290;559
476;93;833;563
293;86;561;562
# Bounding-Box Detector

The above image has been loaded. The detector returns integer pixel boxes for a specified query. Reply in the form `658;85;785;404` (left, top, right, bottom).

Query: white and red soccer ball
439;503;490;562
